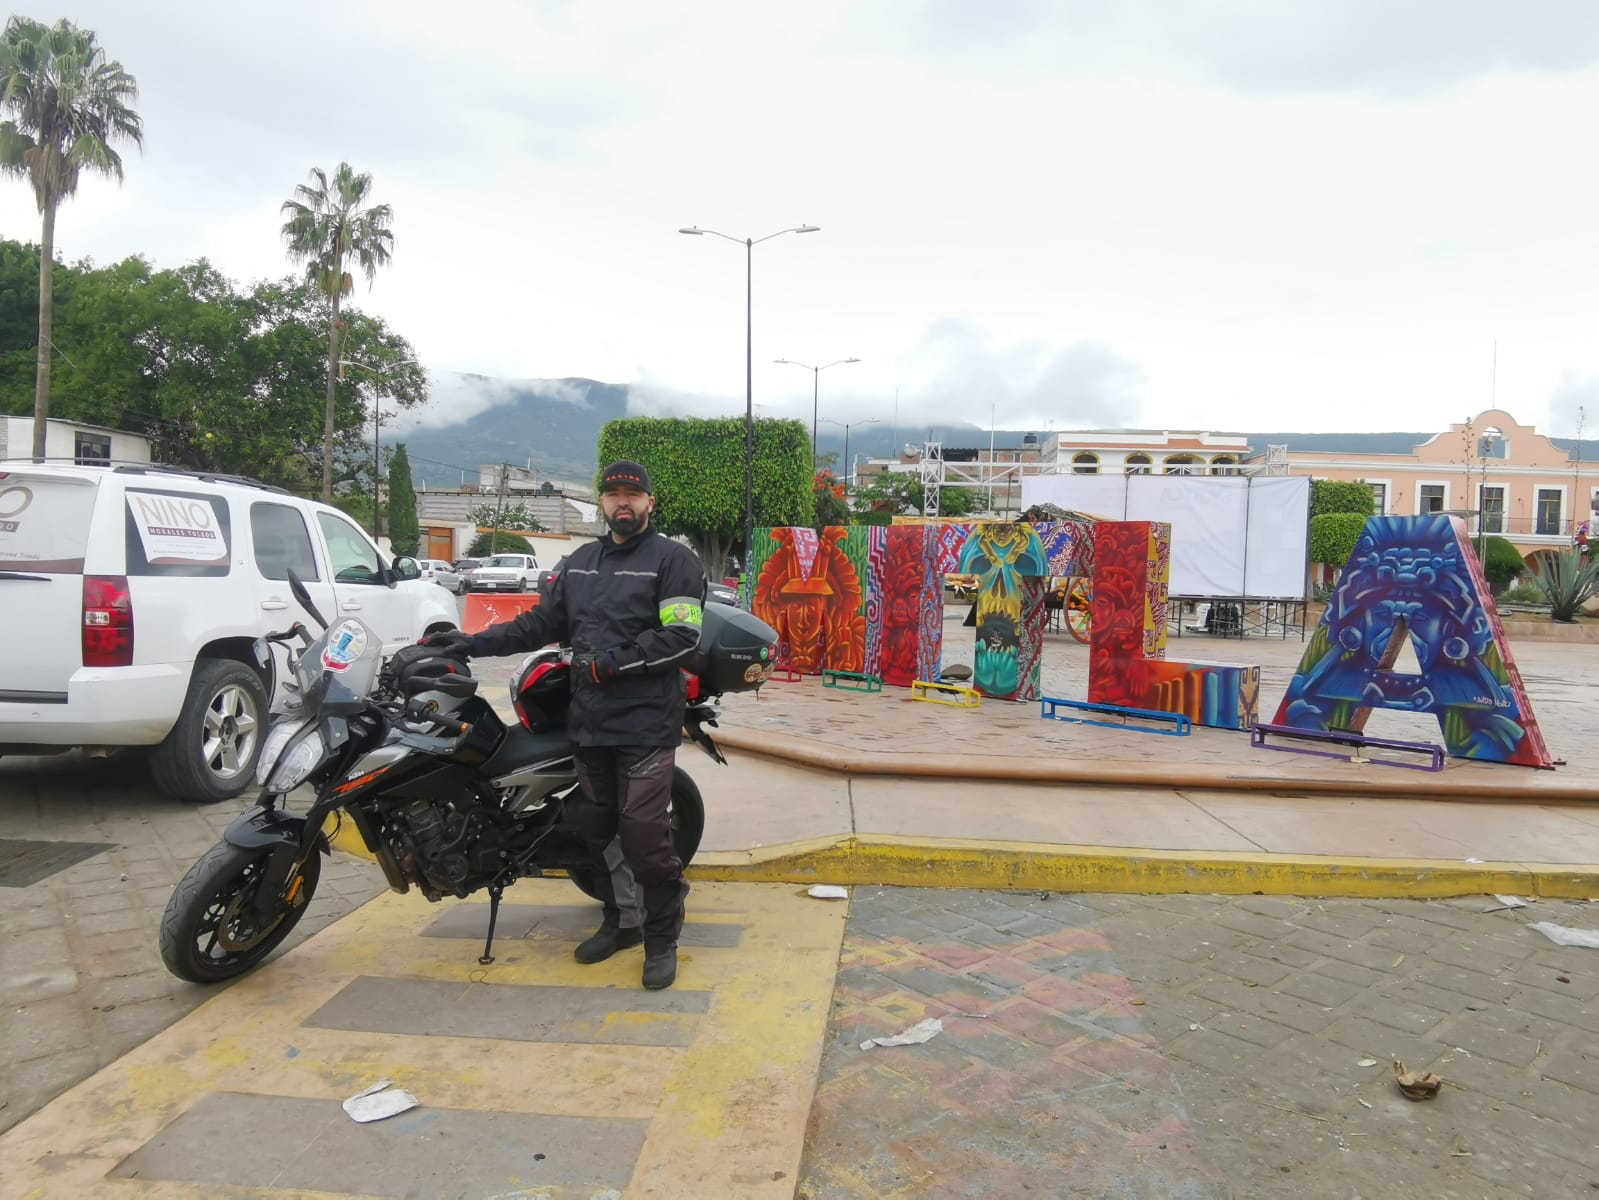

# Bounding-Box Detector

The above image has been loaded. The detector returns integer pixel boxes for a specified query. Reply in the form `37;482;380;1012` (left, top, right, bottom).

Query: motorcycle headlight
255;720;309;786
262;726;327;793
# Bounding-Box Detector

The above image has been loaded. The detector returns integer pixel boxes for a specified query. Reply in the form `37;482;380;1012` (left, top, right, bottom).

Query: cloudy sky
6;0;1599;438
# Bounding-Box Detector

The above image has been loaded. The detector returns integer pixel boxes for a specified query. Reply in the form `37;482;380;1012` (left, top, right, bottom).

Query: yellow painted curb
710;726;1597;803
686;834;1599;901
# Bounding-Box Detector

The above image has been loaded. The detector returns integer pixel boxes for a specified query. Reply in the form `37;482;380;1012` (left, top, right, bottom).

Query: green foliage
1311;479;1378;516
855;472;981;518
466;501;544;532
1533;548;1599;622
813;469;850;530
0;239;426;488
597;416;810;579
1497;582;1548;607
1477;535;1525;594
1309;512;1369;566
468;530;535;556
386;444;419;555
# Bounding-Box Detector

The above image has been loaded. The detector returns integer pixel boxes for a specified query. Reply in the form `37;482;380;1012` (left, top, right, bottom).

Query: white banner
1020;473;1309;598
127;491;230;566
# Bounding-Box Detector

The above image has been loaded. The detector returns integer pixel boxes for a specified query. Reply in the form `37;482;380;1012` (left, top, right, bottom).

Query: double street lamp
679;223;819;577
774;356;861;468
819;416;880;487
339;356;420;538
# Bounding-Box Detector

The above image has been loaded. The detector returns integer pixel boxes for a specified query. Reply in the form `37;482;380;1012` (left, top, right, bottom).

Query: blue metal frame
1039;696;1192;737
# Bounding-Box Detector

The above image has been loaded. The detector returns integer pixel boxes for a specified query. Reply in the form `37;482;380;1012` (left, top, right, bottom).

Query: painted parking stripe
418;900;747;948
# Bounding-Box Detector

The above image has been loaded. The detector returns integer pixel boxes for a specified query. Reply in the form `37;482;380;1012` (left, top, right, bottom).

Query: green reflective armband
660;599;704;627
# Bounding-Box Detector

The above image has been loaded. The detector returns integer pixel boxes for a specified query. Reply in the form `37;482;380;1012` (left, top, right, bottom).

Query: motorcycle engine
391;798;513;900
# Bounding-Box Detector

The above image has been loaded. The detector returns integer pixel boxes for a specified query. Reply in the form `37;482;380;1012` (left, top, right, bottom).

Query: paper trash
808;885;849;900
1492;895;1530;909
1529;922;1599;950
861;1017;944;1051
342;1080;419;1123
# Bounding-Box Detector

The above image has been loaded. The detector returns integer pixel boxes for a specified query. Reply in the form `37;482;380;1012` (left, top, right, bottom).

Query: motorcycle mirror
286;568;328;629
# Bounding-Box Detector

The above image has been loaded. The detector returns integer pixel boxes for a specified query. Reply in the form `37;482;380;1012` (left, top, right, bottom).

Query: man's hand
419;630;474;659
577;649;621;685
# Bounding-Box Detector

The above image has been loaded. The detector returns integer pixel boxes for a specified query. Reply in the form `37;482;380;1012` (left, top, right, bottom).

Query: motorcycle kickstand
479;885;504;965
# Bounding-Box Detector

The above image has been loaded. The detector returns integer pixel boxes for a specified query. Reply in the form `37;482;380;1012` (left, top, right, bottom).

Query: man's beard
605;509;647;537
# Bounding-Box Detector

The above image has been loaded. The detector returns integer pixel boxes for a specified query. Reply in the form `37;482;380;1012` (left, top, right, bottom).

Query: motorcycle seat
483;726;574;776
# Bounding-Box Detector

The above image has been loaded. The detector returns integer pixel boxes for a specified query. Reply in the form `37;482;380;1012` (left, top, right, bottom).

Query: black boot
574;922;643;964
642;943;677;990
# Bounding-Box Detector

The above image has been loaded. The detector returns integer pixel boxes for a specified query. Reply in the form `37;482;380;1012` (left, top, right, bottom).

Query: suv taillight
83;575;134;667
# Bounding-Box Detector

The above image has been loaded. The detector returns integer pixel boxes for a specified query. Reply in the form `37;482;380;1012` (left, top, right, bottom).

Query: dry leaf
1393;1060;1442;1101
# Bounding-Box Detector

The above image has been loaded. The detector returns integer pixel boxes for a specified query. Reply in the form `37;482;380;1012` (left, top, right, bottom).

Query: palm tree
0;17;141;461
280;163;393;501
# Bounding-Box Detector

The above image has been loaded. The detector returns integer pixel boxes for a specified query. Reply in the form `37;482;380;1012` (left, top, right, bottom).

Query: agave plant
1532;548;1599;622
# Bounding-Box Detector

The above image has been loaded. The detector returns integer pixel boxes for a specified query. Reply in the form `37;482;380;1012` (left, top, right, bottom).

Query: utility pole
490;464;509;555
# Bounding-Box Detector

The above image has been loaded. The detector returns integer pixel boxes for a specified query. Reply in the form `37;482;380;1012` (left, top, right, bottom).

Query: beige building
1256;409;1592;565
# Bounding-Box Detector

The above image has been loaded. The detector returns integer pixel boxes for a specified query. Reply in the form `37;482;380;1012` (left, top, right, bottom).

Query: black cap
598;460;652;494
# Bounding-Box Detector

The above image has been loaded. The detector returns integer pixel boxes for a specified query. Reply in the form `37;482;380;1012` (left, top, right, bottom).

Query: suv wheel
150;659;268;804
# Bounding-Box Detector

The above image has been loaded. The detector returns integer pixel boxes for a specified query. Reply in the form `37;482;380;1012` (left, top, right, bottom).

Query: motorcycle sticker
322;621;369;672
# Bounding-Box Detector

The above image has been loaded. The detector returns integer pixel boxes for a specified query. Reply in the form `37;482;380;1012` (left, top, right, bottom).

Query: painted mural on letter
1274;514;1551;767
957;522;1050;701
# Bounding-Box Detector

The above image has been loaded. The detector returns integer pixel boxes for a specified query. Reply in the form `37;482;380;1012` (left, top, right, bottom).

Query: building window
1210;456;1238;476
1369;483;1387;515
1125;454;1152;475
75;430;111;466
1163;454;1202;475
1419;484;1445;514
1536;488;1563;536
1479;485;1504;534
1071;452;1099;475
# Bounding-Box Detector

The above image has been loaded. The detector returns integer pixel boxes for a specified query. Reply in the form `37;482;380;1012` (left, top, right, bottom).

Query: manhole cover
0;837;116;888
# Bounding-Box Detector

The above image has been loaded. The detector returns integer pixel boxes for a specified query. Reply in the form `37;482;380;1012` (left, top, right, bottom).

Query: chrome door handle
341;600;363;611
261;599;288;611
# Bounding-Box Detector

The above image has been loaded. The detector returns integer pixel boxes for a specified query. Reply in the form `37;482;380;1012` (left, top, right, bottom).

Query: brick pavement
0;750;387;1135
799;887;1599;1199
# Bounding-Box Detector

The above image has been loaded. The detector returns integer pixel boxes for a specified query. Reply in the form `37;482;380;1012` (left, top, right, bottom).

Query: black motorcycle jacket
469;527;707;747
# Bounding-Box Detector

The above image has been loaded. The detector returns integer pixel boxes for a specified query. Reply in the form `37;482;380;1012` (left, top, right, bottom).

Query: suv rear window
0;474;95;573
124;488;232;578
251;501;322;582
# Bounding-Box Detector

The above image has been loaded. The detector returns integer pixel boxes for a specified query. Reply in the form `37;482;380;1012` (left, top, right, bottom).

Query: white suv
0;462;460;801
469;552;540;592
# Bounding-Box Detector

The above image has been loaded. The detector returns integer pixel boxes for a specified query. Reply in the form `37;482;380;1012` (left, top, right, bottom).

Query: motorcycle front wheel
159;840;322;983
566;766;706;902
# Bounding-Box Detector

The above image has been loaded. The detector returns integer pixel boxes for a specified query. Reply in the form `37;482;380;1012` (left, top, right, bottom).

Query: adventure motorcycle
159;572;778;984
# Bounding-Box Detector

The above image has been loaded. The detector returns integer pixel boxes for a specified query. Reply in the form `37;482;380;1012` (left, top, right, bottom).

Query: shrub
1477;535;1525;594
1497;583;1548;607
1309;512;1369;566
1533;548;1599;622
467;531;536;557
1311;479;1377;516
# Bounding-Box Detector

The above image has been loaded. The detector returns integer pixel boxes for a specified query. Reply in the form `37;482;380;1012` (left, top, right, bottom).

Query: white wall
0;418;152;464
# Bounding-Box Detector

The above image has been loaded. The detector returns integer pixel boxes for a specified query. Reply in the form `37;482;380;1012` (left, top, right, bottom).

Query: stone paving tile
801;889;1599;1199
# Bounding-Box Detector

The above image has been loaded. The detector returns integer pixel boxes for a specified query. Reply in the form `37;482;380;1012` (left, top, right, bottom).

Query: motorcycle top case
686;602;779;694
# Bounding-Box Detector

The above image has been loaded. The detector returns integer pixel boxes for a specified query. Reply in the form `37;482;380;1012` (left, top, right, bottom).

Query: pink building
1263;409;1594;567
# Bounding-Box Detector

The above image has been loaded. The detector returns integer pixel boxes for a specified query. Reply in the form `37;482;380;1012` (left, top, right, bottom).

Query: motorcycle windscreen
309;618;383;713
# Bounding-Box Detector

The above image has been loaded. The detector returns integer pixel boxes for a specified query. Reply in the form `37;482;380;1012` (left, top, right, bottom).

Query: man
424;460;706;989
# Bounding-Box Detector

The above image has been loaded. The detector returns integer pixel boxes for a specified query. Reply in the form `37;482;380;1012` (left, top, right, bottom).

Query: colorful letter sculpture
957;523;1050;701
1274;514;1551;767
751;527;867;674
1086;522;1261;730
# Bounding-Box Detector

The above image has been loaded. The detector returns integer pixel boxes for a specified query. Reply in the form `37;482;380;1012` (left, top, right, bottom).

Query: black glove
576;649;621;685
419;630;475;659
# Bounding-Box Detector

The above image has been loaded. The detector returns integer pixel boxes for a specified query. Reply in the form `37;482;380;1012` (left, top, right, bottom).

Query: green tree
0;16;141;459
1309;512;1369;567
855;472;980;518
280;161;394;501
466;501;544;532
386;443;419;555
468;530;536;557
1311;479;1377;516
1479;535;1525;595
596;416;810;579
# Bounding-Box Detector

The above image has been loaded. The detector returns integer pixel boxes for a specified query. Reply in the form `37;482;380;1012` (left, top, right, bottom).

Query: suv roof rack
0;456;295;496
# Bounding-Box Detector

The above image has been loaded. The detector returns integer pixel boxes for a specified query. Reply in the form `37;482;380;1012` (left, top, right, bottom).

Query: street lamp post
339;357;420;538
679;224;819;578
774;357;861;467
820;417;881;488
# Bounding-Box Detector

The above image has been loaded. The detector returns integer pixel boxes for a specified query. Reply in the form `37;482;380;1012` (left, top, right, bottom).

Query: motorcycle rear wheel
160;840;321;983
566;766;706;902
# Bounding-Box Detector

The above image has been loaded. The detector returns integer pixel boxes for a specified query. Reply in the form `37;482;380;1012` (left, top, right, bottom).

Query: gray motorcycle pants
572;745;688;948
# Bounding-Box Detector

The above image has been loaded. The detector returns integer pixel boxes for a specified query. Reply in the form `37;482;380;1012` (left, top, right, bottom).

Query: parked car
452;557;482;575
708;581;741;608
0;461;460;801
416;558;466;595
537;556;567;597
470;552;541;592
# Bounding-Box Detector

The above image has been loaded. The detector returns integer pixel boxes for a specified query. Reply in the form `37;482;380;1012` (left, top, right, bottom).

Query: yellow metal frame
911;679;982;708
